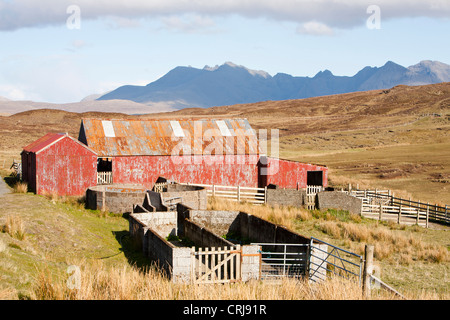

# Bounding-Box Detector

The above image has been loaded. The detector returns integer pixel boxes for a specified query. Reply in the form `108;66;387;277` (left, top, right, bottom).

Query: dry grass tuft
12;181;28;193
2;215;26;241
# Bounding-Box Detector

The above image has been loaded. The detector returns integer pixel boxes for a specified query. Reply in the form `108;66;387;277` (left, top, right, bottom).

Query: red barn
21;133;97;196
77;118;328;190
78;118;261;189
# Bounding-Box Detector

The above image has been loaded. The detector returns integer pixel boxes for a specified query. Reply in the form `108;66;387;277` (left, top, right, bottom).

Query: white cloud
296;21;334;36
0;0;449;31
0;85;26;100
160;14;217;34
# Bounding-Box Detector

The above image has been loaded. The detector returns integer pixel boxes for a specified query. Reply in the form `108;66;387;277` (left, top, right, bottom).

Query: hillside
0;82;449;300
97;60;450;109
0;99;176;116
0;82;449;204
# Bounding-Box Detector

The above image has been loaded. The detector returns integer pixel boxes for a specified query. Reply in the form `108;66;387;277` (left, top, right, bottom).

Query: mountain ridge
97;60;450;109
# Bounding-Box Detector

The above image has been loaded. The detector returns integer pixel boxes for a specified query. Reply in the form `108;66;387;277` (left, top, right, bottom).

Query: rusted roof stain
79;118;260;157
22;133;65;153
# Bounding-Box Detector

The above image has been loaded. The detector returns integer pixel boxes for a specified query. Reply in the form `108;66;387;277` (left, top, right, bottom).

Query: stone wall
316;191;363;214
266;188;306;208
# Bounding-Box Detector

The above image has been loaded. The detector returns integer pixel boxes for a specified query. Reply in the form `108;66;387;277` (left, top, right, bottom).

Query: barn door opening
97;158;113;185
307;171;323;187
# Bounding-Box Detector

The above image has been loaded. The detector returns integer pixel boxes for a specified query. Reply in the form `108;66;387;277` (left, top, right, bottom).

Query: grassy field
279;115;450;205
0;179;448;300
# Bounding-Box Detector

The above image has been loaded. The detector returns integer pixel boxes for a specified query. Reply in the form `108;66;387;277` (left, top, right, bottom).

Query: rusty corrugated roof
22;133;65;153
78;118;260;157
23;132;97;155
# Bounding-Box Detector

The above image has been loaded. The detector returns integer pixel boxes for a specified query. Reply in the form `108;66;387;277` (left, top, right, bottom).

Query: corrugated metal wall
35;137;97;196
264;157;328;189
112;154;260;189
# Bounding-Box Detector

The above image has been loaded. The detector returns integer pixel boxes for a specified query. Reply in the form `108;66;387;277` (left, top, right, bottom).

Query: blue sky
0;1;449;103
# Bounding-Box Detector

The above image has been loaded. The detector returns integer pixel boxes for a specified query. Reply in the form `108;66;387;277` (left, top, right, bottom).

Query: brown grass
208;197;312;230
31;259;400;300
315;220;449;264
2;215;26;241
12;181;28;193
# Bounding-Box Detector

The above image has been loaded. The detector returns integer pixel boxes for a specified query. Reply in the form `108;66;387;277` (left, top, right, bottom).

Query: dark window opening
307;171;323;186
97;158;112;172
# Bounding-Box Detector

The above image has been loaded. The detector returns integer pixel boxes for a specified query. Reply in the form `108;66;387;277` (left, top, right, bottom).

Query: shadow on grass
111;230;155;271
3;174;19;188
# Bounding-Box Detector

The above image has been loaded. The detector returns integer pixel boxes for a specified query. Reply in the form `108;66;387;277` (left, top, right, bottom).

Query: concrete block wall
130;212;177;238
189;210;240;236
171;247;191;283
317;191;363;215
164;184;207;210
309;243;328;282
130;212;192;283
184;219;235;248
128;203;328;284
86;185;146;214
241;244;261;282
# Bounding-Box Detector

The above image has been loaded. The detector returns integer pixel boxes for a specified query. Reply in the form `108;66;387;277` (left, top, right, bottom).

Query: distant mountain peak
97;60;450;109
314;69;334;78
203;61;271;78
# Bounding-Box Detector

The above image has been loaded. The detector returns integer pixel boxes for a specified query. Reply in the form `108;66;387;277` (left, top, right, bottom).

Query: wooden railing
345;189;449;227
183;183;266;204
97;171;112;185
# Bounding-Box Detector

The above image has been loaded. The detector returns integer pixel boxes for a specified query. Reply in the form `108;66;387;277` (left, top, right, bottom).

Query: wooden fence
184;183;267;204
346;189;449;227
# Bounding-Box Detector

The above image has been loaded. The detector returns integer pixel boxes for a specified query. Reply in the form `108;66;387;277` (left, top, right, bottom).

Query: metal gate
191;246;241;284
252;243;309;280
252;239;363;284
309;237;363;285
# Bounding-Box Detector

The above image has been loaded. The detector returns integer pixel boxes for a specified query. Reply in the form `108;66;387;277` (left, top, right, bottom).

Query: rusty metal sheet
22;133;65;153
112;154;260;189
79;118;261;157
265;157;328;189
23;134;97;196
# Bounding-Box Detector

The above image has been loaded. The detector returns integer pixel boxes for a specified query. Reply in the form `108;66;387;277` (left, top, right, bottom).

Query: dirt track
0;177;10;196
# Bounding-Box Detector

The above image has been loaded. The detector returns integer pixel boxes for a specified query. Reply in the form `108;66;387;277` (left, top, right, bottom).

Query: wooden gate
306;185;323;210
191;245;241;284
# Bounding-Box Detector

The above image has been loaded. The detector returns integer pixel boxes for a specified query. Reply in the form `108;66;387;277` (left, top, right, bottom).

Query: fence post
237;185;240;202
363;244;374;297
398;205;402;224
426;203;429;229
417;200;421;225
212;184;215;197
379;204;383;221
264;186;267;204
